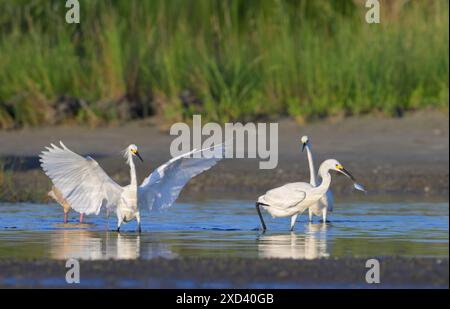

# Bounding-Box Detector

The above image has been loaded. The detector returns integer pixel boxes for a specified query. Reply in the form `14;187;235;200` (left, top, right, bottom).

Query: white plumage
138;146;224;211
40;143;123;216
256;159;358;232
258;183;309;218
40;141;224;232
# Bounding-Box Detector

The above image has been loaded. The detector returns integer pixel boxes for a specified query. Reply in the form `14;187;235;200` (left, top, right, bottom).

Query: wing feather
39;142;124;215
260;183;308;210
138;143;225;211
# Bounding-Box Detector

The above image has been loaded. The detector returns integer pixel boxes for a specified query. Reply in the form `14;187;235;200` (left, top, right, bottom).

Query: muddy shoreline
0;257;447;288
1;111;448;202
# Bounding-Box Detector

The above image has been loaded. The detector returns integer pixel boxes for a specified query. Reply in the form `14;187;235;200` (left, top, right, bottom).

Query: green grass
0;0;448;128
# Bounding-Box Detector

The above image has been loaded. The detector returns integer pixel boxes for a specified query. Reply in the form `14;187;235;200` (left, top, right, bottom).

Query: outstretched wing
138;143;225;211
39;142;124;215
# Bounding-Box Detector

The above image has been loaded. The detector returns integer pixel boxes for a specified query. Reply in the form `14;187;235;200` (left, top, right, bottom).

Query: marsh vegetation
0;0;448;129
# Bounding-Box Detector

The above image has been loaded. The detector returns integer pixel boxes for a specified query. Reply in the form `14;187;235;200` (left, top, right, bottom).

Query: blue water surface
0;200;448;260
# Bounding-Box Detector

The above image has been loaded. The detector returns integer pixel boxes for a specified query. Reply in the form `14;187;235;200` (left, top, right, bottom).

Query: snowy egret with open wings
255;159;363;232
40;141;224;232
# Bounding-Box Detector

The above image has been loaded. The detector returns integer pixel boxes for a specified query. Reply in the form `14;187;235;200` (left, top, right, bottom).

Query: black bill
136;151;144;162
339;167;356;181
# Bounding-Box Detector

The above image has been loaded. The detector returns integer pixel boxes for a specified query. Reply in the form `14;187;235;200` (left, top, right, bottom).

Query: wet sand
0;257;447;288
1;110;448;201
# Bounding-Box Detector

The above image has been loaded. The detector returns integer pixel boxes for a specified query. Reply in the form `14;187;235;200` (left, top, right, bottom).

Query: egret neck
309;165;332;199
128;151;138;189
305;144;317;186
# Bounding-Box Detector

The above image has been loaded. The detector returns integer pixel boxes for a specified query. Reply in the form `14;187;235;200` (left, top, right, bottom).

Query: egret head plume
123;144;143;163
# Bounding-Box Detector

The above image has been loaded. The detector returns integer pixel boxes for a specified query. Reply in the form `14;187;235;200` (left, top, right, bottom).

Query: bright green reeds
0;0;448;128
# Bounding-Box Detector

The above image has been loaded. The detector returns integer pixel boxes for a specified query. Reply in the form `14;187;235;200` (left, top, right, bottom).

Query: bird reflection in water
105;233;141;260
50;230;175;260
257;222;329;259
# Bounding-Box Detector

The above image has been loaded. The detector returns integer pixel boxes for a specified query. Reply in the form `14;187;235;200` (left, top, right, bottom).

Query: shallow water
0;200;448;260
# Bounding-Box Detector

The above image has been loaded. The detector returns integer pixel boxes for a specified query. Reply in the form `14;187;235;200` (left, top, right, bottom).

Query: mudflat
0;257;447;288
0;110;448;201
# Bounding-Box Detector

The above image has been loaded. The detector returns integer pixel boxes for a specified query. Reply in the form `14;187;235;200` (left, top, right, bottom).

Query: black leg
255;202;267;232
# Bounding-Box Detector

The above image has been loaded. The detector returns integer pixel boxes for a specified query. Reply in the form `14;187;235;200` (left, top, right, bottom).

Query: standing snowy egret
48;185;84;223
40;141;224;232
298;135;334;224
255;159;362;232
